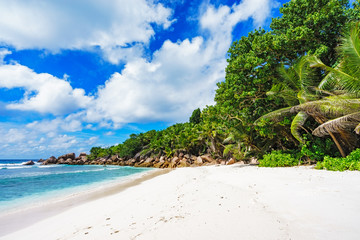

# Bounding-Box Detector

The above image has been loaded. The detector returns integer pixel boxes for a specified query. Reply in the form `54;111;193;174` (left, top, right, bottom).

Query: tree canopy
88;0;360;168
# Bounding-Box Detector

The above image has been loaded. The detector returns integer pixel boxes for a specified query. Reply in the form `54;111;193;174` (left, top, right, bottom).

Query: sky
0;0;288;159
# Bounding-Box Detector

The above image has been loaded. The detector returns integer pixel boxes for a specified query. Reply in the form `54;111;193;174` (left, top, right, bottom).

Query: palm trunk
210;137;216;153
315;116;346;158
327;131;346;158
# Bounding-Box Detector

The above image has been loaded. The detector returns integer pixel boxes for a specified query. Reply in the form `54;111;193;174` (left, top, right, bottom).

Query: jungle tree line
89;0;360;164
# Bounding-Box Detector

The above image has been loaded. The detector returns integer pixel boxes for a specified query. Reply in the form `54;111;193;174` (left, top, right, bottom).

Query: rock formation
39;152;249;168
23;160;35;165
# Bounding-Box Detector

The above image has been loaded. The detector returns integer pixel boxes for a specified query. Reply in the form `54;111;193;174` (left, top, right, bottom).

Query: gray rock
22;160;35;166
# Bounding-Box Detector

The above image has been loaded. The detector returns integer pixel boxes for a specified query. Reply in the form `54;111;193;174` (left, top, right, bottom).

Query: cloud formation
0;62;92;115
0;0;173;63
0;122;98;158
85;0;275;124
0;0;278;157
87;37;219;124
0;0;276;123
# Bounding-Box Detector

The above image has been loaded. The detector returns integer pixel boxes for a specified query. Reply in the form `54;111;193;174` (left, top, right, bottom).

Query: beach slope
1;165;360;240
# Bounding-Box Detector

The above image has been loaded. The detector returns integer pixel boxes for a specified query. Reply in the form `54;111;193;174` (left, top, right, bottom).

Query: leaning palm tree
291;96;360;157
257;56;321;144
305;22;360;152
257;22;360;157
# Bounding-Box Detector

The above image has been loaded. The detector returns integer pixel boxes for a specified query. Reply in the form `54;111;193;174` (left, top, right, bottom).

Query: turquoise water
0;159;150;212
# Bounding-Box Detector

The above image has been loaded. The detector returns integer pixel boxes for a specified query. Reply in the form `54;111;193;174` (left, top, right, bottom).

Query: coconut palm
304;23;360;153
257;23;360;157
257;56;320;144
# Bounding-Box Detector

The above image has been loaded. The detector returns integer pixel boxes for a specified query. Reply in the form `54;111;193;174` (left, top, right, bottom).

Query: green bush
300;136;340;163
189;108;202;124
259;150;300;167
316;148;360;171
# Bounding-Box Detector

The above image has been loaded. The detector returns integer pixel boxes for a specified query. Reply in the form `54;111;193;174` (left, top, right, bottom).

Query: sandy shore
1;164;360;240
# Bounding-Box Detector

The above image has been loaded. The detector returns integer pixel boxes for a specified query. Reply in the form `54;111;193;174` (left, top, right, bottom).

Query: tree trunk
315;116;346;158
327;131;346;158
210;137;216;153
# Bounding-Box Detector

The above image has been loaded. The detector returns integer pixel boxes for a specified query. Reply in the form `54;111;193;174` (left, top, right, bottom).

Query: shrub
189;108;202;124
259;150;300;167
300;137;340;163
316;148;360;171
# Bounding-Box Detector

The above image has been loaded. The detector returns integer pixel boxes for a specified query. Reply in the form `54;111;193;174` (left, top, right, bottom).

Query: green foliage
299;136;340;162
88;120;228;161
88;146;111;160
271;0;349;66
215;0;353;159
347;0;360;22
259;150;300;167
258;22;360;158
189;108;202;124
115;134;143;158
86;1;360;170
216;29;278;124
316;148;360;171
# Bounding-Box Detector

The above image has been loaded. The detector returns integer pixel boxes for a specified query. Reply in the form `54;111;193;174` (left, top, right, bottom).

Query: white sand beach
1;164;360;240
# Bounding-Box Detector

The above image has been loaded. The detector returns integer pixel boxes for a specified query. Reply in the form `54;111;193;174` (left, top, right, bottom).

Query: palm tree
256;55;323;148
305;22;360;154
265;56;321;144
257;23;360;157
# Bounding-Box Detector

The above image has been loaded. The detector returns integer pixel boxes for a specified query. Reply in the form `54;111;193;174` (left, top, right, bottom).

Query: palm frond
355;123;360;134
339;22;360;80
223;133;235;144
291;98;360;119
290;111;309;143
313;112;360;137
308;55;360;92
271;57;321;106
317;64;341;91
277;63;300;90
311;87;336;96
254;106;293;125
223;144;234;157
297;89;318;103
295;56;319;95
308;23;360;95
266;83;299;106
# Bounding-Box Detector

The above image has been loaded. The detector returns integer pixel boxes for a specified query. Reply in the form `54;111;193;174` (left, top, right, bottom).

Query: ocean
0;159;150;212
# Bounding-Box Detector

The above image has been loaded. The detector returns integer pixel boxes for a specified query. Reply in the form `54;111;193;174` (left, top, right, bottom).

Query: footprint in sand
110;230;120;235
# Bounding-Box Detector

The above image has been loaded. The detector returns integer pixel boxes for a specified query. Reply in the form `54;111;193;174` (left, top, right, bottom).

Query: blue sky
0;0;287;159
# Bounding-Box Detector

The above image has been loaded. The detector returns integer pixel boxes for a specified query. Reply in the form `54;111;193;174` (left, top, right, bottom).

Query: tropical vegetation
316;148;360;171
89;0;360;171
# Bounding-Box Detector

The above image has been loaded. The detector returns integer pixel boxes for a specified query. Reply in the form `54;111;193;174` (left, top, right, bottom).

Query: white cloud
0;0;173;63
4;128;26;143
102;44;145;65
0;63;92;115
0;122;100;158
48;135;78;150
84;0;275;124
0;0;278;158
0;48;11;64
200;0;273;36
26;114;84;134
0;0;275;123
105;131;115;136
88;136;99;145
86;38;217;124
